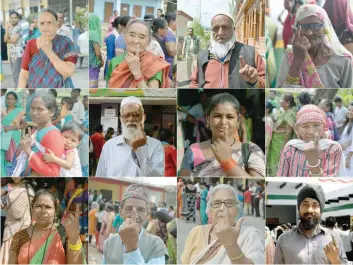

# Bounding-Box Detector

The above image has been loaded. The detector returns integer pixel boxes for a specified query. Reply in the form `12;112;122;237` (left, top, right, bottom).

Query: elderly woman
106;20;171;88
1;91;25;176
276;4;353;88
8;189;84;264
12;92;64;176
179;93;265;177
277;104;345;176
181;184;264;264
18;8;77;88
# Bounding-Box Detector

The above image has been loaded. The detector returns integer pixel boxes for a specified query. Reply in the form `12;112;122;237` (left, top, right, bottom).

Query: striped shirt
277;142;342;177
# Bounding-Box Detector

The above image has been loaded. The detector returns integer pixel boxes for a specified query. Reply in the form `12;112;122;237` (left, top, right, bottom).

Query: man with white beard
96;96;165;177
190;12;265;88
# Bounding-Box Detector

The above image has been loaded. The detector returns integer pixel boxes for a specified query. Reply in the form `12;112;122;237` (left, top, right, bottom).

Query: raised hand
211;132;232;163
126;44;142;78
131;124;147;151
118;207;140;252
292;25;311;63
239;56;258;84
20;128;32;155
36;36;53;53
324;235;340;263
64;204;81;244
303;132;320;166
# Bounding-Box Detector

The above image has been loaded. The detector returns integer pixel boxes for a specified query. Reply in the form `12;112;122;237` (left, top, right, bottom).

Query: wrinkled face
297;15;325;48
10;13;20;25
299;197;321;230
32;194;56;227
125;23;150;54
296;121;325;142
210;189;238;226
120;103;144;128
211;15;234;43
57;12;64;27
62;130;80;150
6;93;17;107
38;12;58;37
30;97;53;126
208;103;238;140
121;198;148;230
347;106;353;119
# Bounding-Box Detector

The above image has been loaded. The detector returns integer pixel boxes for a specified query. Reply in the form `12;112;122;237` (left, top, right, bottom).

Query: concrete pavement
176;59;190;88
1;59;89;88
88;238;103;264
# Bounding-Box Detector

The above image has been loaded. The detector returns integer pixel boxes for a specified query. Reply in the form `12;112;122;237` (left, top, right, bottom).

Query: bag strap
241;142;250;171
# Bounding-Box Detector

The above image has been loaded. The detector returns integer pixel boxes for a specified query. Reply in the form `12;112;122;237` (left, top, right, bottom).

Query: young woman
148;18;168;58
180;93;265;177
277;104;345;176
267;93;296;176
318;99;339;141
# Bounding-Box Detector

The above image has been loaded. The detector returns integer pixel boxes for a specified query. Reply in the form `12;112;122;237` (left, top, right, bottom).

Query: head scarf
89;13;102;45
297;184;325;213
122;184;150;204
5;91;21;109
293;4;353;62
295;104;327;126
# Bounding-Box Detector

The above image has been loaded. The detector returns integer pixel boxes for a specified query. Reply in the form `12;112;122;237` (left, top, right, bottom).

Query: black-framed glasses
298;23;324;31
210;199;238;208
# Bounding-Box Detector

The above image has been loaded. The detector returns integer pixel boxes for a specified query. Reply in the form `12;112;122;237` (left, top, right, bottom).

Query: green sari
266;108;296;176
1;92;24;176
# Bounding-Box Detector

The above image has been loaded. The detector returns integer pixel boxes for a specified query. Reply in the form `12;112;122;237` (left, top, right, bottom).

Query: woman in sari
318;99;339;141
8;189;84;264
276;4;353;88
159;129;177;177
177;179;184;218
277;104;344;177
167;219;177;264
0;178;34;264
180;93;265;177
54;97;73;130
107;20;171;88
89;13;103;88
339;103;353;176
1;91;25;176
98;204;114;253
18;8;77;88
265;101;275;161
200;182;209;225
181;184;264;264
104;17;120;80
148;18;168;59
267;93;296;176
13;92;64;176
181;180;197;223
88;202;98;246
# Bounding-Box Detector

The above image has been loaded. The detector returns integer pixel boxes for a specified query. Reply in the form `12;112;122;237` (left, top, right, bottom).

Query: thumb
239;55;246;69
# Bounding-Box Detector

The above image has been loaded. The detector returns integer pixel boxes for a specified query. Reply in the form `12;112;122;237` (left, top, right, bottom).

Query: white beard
209;33;236;59
121;123;142;140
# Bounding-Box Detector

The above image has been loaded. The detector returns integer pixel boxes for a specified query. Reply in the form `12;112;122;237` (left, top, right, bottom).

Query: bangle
285;74;300;84
220;158;237;171
308;167;323;177
229;252;245;261
307;159;320;168
68;241;82;251
134;75;144;83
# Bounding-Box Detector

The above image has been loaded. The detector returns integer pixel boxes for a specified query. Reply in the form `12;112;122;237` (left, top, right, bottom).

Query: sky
178;0;231;27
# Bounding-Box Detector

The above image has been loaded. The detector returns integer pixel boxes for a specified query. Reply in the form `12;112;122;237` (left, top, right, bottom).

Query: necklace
211;137;236;146
28;223;53;264
34;224;52;231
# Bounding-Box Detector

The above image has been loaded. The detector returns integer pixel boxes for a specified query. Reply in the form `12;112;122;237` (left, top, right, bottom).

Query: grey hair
206;184;239;215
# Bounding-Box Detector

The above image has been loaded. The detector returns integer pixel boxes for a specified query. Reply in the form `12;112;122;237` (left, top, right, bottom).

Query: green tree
191;18;207;49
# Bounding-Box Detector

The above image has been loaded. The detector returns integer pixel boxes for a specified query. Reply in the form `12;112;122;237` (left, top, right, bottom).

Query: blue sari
27;35;77;88
200;188;209;225
104;34;116;79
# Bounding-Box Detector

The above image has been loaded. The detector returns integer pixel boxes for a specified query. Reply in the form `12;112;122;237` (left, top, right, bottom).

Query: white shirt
60;148;83;177
334;106;348;128
71;101;85;123
78;31;89;55
341;230;353;252
96;135;165;177
57;25;72;40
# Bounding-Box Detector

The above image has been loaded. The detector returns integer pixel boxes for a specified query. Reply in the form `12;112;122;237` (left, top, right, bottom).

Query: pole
69;0;73;26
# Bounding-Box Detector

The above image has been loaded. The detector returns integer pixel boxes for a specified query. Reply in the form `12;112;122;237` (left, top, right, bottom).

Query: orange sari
108;51;171;88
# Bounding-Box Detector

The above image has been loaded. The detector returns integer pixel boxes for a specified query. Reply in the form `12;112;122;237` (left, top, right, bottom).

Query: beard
121;122;142;140
209;33;236;59
300;213;321;230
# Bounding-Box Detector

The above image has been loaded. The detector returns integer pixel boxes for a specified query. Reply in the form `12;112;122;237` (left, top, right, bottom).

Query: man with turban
274;184;348;264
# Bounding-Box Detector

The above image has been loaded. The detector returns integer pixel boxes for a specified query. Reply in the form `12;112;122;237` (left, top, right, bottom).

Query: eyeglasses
120;113;142;120
210;199;238;208
298;23;324;31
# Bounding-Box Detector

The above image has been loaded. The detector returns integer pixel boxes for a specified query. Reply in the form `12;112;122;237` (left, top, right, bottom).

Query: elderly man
190;11;265;88
274;184;348;264
103;184;167;264
96;96;164;177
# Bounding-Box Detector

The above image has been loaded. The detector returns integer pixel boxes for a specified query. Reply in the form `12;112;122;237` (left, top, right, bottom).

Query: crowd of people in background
88;188;177;264
266;90;353;176
89;9;177;88
1;89;89;177
267;0;353;88
1;7;88;88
